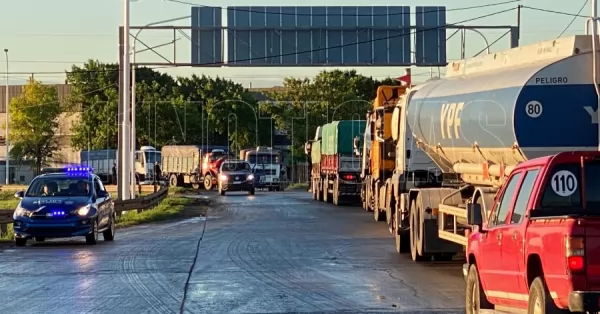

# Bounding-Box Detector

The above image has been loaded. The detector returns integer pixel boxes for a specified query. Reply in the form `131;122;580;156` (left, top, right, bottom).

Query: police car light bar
65;166;93;172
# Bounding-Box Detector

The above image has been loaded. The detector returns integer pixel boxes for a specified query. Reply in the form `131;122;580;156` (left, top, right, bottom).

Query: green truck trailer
308;120;365;205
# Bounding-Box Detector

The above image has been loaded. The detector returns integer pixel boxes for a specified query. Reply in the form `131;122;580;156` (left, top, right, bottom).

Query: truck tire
373;207;385;222
394;204;409;253
527;277;564;314
323;181;329;203
169;174;178;187
410;200;429;261
465;264;493;314
385;201;393;226
333;181;340;205
204;175;214;191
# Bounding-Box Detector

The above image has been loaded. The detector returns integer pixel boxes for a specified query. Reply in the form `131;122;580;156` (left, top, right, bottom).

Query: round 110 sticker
551;170;578;197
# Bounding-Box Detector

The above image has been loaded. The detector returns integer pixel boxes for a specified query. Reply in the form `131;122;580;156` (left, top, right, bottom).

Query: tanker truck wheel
410;200;430;262
394;201;410;253
169;174;178;187
385;197;394;226
204;175;214;191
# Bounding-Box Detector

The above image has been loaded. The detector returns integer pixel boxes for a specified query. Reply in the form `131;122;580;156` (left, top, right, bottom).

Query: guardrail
0;186;169;237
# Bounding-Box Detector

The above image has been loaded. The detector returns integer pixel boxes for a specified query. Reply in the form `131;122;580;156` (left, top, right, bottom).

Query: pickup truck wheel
528;277;563;314
466;264;493;313
248;188;255;195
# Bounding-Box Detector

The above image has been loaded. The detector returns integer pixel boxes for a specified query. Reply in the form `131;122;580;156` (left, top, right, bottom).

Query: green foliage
261;70;398;160
66;61;271;151
65;63;396;157
9;80;62;173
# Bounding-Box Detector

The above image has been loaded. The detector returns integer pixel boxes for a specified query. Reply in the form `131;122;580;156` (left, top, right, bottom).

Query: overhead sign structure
191;6;423;67
191;6;223;65
415;6;447;66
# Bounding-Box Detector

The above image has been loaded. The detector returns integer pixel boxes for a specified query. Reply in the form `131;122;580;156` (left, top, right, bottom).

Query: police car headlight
77;205;92;216
247;174;254;180
14;206;31;217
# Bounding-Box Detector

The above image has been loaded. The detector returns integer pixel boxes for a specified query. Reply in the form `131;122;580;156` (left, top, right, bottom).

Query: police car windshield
26;177;93;197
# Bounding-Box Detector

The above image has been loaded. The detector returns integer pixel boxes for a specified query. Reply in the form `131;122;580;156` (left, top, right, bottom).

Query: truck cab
465;151;600;313
133;146;162;184
241;147;283;191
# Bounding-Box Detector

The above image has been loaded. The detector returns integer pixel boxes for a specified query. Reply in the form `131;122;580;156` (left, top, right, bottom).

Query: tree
262;70;399;160
66;60;179;150
175;75;272;150
9;80;63;173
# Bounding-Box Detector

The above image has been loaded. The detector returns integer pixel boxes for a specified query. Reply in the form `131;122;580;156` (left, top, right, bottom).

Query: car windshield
222;162;250;172
26;176;93;197
248;153;279;164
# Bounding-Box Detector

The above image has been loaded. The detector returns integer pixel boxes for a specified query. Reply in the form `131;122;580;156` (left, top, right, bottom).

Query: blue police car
12;167;116;246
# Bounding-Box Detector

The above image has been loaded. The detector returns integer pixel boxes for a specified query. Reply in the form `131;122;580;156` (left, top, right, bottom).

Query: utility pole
121;0;132;200
3;48;8;185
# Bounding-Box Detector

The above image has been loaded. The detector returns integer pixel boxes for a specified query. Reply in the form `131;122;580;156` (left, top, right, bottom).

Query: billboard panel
226;6;412;66
415;6;447;66
191;6;223;65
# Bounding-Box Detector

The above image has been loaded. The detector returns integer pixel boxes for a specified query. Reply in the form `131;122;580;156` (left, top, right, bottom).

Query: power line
166;0;520;16
7;7;516;75
522;5;588;18
556;0;588;38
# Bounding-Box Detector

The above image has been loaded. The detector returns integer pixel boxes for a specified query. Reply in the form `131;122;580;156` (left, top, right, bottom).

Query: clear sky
0;0;591;87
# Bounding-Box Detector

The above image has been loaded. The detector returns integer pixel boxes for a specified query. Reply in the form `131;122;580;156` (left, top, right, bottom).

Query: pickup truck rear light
566;236;585;273
343;174;355;180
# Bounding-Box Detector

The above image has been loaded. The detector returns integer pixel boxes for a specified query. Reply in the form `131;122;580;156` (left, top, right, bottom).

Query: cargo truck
357;86;442;230
78;146;159;184
240;147;284;191
310;120;365;205
161;145;228;189
384;35;600;267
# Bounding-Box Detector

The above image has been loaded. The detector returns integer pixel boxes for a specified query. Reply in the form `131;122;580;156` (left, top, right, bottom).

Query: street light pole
3;48;8;185
129;15;187;197
121;0;131;200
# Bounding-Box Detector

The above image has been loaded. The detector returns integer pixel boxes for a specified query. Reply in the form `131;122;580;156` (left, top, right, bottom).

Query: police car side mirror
14;191;24;199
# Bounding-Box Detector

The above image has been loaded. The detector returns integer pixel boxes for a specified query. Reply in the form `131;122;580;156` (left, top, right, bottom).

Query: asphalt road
0;191;466;314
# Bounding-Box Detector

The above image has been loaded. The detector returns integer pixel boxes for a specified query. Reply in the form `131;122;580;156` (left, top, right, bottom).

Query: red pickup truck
464;151;600;314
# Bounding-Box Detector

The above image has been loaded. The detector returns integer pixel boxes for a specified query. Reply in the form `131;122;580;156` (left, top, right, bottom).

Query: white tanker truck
385;35;600;261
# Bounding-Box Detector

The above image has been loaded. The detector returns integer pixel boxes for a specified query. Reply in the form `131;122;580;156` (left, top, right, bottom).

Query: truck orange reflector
432;208;439;216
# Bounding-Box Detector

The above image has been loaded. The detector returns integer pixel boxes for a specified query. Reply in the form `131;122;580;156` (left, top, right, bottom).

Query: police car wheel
14;238;27;247
86;220;98;245
103;217;115;241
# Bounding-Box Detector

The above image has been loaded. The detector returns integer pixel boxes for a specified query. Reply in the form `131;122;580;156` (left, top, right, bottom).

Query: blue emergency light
65;166;93;172
63;166;94;176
